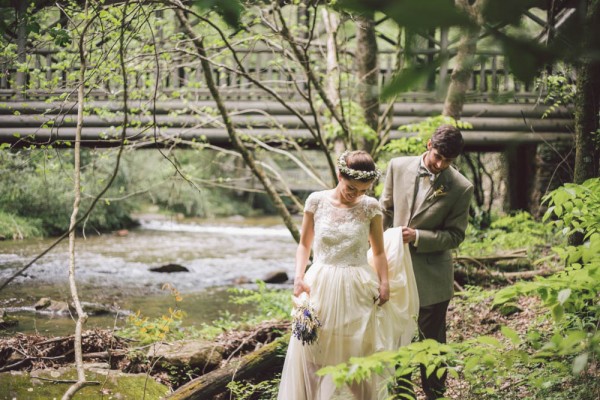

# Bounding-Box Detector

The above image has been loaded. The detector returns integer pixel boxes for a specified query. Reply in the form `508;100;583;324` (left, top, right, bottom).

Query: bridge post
503;144;537;213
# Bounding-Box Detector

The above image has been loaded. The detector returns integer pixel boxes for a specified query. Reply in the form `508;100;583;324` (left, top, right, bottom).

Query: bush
0;148;136;236
459;211;559;257
0;210;44;239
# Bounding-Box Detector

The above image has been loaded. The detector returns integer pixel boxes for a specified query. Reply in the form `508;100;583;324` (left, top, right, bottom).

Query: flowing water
0;215;298;336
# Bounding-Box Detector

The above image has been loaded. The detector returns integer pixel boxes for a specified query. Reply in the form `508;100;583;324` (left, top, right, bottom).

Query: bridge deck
0;100;573;151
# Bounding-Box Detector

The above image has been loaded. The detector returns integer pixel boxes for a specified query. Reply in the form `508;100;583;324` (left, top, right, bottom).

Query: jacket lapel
411;169;451;220
404;157;421;221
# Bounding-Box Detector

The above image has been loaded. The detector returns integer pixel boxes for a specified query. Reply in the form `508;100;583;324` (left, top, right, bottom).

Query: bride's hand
294;277;310;297
377;281;390;306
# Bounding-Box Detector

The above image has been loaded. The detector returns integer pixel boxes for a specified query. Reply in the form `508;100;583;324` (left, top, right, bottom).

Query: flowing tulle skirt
277;228;419;400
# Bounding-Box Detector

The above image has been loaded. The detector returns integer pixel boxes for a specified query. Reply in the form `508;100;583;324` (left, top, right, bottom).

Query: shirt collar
419;153;438;182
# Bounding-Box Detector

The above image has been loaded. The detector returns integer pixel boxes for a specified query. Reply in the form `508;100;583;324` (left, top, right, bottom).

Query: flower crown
337;151;382;181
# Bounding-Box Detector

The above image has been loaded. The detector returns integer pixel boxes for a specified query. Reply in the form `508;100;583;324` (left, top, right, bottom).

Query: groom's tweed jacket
380;156;473;307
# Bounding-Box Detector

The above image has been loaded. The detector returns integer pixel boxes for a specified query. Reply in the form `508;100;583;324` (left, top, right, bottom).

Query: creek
0;215;298;336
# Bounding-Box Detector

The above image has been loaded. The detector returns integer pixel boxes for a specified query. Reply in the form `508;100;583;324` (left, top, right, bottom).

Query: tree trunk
321;8;345;164
167;334;289;400
63;2;91;399
15;0;28;97
443;0;493;220
443;0;485;119
355;11;379;152
503;144;537;212
176;9;301;243
529;140;574;218
570;0;600;246
322;8;340;110
573;0;600;184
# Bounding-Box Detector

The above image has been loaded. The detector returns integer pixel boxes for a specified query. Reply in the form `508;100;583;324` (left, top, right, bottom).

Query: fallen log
455;266;557;285
167;334;290;400
454;250;528;267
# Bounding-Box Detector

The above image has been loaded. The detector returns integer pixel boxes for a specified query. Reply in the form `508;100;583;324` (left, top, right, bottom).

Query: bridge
0;99;572;152
0;2;576;202
0;1;575;151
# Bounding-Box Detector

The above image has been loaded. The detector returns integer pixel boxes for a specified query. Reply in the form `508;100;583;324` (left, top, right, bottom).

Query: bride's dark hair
339;151;378;182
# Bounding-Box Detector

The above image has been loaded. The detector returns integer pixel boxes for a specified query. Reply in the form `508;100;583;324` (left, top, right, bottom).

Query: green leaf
338;0;474;30
381;61;441;99
436;367;446;379
425;364;436;378
49;27;72;47
477;336;502;347
501;326;521;346
573;353;588;374
492;31;555;83
27;21;41;35
193;0;243;28
551;304;564;322
481;0;538;25
557;288;571;305
464;355;479;373
447;367;459;379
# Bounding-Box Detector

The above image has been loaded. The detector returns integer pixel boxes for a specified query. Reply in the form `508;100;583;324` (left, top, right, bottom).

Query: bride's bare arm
369;215;390;305
294;211;314;297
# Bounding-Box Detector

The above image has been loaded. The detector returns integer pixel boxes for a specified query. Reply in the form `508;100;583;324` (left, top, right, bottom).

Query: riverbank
2;289;598;400
0;215;297;337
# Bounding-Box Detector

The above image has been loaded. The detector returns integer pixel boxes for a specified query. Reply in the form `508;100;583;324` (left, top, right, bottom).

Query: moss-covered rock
0;309;18;330
0;364;169;399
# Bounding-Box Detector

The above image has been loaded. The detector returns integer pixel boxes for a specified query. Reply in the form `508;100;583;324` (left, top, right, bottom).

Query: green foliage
535;72;576;118
339;0;594;89
0;148;135;236
192;281;291;340
321;180;600;398
337;0;473;31
459;211;558;257
382;115;473;157
0;210;44;239
193;0;243;28
227;377;281;400
120;284;187;345
0;146;264;239
321;99;378;145
543;178;600;240
194;310;242;340
122;150;258;218
48;26;71;47
229;280;292;322
381;61;441;100
0;368;169;400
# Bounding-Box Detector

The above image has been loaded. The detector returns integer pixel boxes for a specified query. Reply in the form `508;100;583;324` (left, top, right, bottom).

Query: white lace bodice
305;190;382;267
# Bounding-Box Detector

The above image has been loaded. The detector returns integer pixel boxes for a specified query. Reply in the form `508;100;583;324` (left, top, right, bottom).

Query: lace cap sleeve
304;192;320;214
365;196;383;220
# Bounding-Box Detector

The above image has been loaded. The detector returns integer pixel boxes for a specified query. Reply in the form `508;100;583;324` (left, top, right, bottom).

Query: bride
277;150;419;400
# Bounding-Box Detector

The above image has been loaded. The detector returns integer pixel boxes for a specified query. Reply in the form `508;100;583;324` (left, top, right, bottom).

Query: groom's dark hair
431;124;464;158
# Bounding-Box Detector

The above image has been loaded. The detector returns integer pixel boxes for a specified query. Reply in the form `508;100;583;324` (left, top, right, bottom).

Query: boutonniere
427;185;448;201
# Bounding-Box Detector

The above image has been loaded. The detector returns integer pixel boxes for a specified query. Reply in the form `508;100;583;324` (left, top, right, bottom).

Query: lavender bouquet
291;292;321;346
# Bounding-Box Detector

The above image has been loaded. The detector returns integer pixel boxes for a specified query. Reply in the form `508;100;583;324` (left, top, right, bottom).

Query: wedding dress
277;190;419;400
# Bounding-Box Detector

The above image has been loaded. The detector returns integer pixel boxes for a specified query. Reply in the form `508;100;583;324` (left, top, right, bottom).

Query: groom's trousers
394;299;450;400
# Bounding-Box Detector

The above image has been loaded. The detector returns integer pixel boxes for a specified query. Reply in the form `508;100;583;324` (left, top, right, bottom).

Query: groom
380;124;473;399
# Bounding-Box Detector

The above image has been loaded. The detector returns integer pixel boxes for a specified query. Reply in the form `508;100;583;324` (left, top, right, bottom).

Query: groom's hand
402;227;416;244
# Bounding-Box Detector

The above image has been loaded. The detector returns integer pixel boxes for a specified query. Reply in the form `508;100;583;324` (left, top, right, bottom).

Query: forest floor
1;291;598;399
442;291;599;400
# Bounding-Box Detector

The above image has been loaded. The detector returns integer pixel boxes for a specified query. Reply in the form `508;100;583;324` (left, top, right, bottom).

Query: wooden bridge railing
0;100;573;151
1;48;537;102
